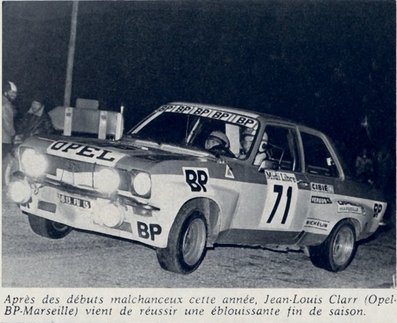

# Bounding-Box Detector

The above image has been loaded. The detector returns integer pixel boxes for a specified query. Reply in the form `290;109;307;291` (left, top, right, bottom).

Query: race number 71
266;184;292;224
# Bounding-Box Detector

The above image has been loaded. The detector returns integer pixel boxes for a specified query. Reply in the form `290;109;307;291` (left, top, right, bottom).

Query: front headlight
131;172;151;197
20;148;48;177
8;180;32;204
94;168;120;194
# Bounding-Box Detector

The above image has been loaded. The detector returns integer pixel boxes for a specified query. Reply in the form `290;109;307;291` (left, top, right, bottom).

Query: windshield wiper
125;134;163;147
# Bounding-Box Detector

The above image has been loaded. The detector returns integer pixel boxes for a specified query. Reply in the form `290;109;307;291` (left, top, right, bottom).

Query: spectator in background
14;95;54;144
2;81;18;159
5;95;54;186
374;145;393;193
355;148;374;185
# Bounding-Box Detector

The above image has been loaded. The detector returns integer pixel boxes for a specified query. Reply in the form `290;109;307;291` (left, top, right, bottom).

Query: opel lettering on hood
47;141;125;166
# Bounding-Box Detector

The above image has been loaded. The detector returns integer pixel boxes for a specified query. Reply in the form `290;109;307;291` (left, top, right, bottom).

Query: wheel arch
309;217;358;272
347;217;361;238
180;197;221;247
302;217;361;247
332;217;361;239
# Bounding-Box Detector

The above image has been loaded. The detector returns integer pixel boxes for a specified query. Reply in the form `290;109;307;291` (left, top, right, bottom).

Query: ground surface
2;192;395;288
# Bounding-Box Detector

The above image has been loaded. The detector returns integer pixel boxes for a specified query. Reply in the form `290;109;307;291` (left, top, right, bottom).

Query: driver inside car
204;130;234;157
254;131;271;166
239;129;271;166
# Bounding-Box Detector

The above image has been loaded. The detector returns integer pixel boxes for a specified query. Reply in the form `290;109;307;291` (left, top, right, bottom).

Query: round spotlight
8;180;32;204
20;149;48;177
94;168;120;194
132;172;151;197
92;200;124;227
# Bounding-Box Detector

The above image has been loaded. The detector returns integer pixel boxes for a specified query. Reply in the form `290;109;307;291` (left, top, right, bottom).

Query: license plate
58;193;91;209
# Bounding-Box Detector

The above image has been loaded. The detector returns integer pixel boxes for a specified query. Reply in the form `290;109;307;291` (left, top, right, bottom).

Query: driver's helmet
205;130;230;150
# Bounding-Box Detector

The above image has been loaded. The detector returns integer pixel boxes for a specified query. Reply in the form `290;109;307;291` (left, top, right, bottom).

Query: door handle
297;180;310;188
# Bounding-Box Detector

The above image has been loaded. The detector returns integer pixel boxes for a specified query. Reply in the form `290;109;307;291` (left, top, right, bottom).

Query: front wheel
27;213;72;239
156;202;208;274
309;220;356;272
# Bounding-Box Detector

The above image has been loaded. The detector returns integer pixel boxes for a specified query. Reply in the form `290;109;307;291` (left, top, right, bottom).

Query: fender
179;197;222;247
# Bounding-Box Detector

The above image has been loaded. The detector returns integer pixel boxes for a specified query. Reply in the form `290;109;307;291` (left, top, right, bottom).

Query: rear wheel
27;213;72;239
156;202;207;274
309;220;356;272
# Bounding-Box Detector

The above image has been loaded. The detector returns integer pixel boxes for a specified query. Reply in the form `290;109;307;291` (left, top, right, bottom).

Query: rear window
301;132;339;177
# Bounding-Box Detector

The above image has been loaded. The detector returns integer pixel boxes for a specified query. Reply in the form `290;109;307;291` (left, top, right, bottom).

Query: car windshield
128;105;259;159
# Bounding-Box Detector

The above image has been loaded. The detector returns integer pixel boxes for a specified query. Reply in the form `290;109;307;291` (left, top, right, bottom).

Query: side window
190;118;258;158
257;125;300;172
301;132;339;177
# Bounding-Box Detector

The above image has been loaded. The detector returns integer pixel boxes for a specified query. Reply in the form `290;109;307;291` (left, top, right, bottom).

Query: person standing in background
2;81;18;159
14;95;54;144
5;94;55;186
355;148;374;184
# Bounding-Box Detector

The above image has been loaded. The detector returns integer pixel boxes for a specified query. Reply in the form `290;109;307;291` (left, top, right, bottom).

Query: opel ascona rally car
7;102;387;274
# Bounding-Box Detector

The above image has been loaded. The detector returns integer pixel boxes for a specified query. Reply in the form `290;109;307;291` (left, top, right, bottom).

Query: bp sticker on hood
47;141;126;166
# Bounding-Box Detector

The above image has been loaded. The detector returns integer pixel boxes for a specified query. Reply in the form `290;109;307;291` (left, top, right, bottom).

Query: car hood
20;135;215;173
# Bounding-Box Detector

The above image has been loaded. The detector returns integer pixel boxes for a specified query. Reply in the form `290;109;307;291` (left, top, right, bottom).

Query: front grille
19;147;130;191
45;156;130;191
47;155;96;175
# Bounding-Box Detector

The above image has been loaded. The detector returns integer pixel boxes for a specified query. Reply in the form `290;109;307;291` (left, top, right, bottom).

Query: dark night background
2;1;396;173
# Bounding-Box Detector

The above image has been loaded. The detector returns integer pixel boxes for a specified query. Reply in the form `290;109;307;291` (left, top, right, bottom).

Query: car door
255;124;312;242
298;129;343;234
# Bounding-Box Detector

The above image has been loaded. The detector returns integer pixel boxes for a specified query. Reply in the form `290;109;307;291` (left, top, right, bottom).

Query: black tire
309;220;356;272
156;201;208;274
27;213;72;239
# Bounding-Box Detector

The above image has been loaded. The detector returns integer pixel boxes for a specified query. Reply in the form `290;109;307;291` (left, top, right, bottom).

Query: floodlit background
2;0;395;168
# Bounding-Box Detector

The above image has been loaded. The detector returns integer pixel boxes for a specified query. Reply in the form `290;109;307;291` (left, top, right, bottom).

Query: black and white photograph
1;0;396;320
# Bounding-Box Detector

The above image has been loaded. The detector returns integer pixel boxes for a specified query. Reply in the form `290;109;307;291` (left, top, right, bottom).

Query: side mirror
258;160;278;172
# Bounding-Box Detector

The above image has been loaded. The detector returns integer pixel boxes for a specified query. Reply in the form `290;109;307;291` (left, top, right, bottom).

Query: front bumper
8;174;167;248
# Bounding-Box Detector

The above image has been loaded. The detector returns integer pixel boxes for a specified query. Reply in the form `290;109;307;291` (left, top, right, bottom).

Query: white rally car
7;102;387;274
